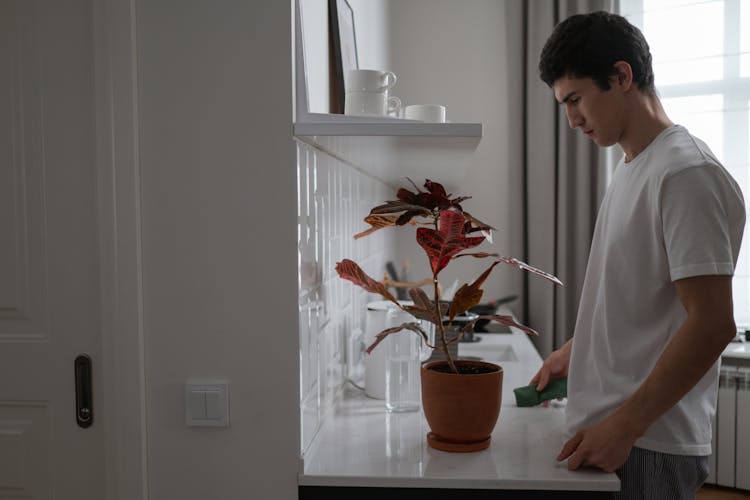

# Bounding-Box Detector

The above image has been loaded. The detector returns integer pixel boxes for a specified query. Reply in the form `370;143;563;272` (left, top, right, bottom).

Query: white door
0;1;106;498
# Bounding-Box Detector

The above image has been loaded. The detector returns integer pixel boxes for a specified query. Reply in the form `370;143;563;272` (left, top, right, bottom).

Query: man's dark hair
539;11;655;93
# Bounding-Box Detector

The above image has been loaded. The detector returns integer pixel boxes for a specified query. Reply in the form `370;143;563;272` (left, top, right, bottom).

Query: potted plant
336;179;562;452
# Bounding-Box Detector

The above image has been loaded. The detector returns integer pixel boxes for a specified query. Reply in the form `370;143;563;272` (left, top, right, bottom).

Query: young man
533;11;745;499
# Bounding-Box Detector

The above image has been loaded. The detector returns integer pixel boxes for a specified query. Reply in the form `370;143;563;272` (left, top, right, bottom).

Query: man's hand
530;338;572;391
557;412;640;472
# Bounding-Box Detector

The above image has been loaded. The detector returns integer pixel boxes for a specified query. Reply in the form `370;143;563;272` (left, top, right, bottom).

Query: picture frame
328;0;358;114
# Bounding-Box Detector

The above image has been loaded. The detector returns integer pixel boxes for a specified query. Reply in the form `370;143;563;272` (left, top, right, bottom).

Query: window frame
622;0;750;327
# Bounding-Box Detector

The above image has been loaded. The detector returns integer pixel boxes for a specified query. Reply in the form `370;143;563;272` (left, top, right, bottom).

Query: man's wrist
613;399;650;439
562;338;573;356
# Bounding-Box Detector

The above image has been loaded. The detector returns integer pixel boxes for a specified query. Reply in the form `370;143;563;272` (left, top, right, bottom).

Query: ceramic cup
345;91;402;117
346;69;397;93
403;104;447;123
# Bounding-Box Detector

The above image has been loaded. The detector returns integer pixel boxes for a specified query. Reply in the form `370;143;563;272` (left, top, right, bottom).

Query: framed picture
329;0;358;114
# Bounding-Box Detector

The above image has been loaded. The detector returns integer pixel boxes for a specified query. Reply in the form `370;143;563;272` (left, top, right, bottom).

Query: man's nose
565;107;584;129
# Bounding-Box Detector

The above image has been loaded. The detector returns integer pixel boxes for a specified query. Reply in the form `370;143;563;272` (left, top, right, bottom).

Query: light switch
205;391;221;420
187;390;207;420
185;380;229;427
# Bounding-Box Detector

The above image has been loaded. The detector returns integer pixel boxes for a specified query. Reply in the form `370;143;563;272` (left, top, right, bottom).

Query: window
621;0;750;328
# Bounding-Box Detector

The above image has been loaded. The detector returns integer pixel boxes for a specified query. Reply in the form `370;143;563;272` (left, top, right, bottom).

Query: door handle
74;354;93;428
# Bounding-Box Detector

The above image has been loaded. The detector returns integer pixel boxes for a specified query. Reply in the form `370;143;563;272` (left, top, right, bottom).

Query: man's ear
612;60;634;92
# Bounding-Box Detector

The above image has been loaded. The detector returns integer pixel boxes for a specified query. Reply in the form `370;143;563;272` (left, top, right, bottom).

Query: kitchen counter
723;340;750;367
299;330;620;495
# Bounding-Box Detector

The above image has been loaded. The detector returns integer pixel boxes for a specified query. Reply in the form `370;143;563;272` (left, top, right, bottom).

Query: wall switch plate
185;380;230;427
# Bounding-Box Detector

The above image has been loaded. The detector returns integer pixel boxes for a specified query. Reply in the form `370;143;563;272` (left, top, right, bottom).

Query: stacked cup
345;69;402;117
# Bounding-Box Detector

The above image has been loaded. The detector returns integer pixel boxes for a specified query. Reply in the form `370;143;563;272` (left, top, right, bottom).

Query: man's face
552;75;624;148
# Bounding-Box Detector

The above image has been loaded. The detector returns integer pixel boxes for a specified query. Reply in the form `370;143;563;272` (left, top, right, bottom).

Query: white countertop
299;331;620;491
723;340;750;361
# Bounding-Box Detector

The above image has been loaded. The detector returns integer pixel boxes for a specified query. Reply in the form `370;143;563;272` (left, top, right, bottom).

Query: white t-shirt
565;125;746;456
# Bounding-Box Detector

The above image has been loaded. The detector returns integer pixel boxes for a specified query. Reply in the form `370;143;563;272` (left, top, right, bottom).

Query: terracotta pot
420;359;503;452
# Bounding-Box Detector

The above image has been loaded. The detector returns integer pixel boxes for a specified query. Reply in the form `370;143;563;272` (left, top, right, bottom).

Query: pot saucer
426;432;491;452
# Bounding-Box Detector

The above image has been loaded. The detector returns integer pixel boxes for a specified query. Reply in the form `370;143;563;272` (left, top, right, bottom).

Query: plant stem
432;214;458;374
433;278;458;374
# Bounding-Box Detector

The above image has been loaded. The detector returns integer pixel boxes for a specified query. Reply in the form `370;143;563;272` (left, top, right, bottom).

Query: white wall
131;2;515;498
136;2;297;499
388;0;521;307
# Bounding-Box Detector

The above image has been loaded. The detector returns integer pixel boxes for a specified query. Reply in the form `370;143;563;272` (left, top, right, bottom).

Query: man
532;11;745;499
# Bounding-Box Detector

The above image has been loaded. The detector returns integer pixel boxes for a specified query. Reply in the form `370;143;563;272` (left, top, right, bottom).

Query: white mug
346;69;397;93
403;104;447;123
345;91;402;117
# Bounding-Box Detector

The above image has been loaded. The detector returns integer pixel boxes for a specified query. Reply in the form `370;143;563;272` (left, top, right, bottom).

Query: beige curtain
506;0;618;358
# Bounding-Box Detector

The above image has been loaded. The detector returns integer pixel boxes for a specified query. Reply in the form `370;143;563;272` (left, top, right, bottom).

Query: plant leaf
335;259;400;304
402;287;447;324
462;211;496;232
448;284;483;322
396;187;420;204
419;179;452;210
365;322;431;354
453;253;563;286
395;210;426;226
369;200;432;217
424;179;448;198
461;314;540;337
447;261;501;320
417;211;485;275
408;287;433;310
353;215;399;239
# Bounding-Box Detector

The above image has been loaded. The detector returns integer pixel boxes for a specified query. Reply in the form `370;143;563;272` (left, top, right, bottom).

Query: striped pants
615;446;709;500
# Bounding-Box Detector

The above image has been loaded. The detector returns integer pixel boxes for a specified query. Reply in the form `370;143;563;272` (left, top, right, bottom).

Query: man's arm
559;274;737;472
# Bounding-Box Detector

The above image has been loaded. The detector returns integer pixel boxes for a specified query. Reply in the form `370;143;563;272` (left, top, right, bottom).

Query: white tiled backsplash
297;140;395;454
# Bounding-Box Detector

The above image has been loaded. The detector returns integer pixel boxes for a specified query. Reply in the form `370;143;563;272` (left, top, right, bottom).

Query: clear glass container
385;308;423;413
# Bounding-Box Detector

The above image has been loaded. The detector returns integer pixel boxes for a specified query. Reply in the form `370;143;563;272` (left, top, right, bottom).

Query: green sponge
513;378;567;407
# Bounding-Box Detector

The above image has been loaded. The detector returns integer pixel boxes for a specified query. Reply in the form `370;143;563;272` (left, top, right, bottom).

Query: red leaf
396;188;419;204
409;287;433;311
365;322;431;354
353;215;399;239
424;179;448;198
447;261;501;321
463;211;496;232
395;210;425;226
370;200;432;217
403;287;446;325
461;314;540;337
453;253;563;286
417;211;485;275
335;259;400;304
448;284;483;322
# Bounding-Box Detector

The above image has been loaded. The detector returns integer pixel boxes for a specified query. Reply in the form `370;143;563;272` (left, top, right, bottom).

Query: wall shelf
293;115;482;189
293;1;482;190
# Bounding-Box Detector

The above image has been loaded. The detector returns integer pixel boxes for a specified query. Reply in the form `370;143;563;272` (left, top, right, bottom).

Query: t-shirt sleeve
660;164;737;281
